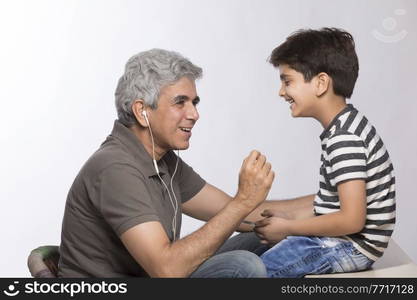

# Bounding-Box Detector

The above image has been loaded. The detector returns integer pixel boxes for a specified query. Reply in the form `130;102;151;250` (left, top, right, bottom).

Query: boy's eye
284;80;290;86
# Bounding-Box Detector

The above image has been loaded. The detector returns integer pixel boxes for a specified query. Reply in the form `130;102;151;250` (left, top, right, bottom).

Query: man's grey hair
115;49;203;127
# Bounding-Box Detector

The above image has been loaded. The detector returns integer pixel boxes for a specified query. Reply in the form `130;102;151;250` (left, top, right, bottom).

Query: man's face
278;64;317;118
147;76;200;152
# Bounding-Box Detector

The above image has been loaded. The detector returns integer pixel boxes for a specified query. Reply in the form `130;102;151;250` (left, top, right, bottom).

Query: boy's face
278;64;317;118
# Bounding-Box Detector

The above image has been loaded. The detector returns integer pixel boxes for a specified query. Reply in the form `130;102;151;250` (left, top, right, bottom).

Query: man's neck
129;125;166;161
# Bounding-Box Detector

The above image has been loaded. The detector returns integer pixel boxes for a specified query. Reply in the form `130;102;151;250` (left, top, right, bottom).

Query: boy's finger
261;209;273;217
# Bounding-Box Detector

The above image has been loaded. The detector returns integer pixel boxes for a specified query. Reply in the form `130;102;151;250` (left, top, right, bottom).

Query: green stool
27;245;60;278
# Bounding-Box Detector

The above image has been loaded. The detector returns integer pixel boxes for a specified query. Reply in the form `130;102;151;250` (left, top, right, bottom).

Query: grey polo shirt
58;120;206;277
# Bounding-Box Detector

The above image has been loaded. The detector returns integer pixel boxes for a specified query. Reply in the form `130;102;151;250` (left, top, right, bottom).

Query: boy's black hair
270;27;359;98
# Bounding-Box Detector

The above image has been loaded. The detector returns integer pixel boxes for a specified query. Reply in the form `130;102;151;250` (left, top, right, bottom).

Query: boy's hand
261;209;292;220
254;216;291;245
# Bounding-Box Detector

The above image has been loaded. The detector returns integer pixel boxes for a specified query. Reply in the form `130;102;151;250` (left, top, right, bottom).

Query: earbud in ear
141;109;150;127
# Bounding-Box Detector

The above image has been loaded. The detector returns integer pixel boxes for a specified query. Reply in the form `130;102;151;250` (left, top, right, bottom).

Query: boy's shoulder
323;104;372;146
325;128;364;146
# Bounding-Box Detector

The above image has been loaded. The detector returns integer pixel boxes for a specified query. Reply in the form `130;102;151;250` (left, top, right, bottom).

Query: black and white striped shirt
314;104;395;261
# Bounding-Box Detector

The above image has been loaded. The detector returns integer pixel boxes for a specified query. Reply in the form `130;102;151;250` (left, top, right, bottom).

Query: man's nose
186;102;199;121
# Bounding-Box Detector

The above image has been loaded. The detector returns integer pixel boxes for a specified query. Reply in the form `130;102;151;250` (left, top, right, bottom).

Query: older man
58;49;276;278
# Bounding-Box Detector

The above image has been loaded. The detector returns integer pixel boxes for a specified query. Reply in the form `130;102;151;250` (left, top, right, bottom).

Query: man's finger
247;150;260;164
255;155;266;169
262;162;272;175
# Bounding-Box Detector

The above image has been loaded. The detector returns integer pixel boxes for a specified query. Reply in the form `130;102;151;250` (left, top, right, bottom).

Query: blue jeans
189;232;267;278
260;236;374;278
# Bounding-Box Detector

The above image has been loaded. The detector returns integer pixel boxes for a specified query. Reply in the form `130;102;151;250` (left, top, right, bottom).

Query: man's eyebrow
172;95;200;103
173;95;189;102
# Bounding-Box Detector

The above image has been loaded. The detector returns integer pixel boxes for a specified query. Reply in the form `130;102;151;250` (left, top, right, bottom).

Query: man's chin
175;142;190;151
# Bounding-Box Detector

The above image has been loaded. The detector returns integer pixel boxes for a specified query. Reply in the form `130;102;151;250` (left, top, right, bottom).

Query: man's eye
175;100;185;105
284;81;290;86
192;100;200;106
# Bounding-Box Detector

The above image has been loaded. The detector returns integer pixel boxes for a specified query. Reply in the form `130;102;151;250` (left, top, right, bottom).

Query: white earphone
141;108;179;240
141;110;159;173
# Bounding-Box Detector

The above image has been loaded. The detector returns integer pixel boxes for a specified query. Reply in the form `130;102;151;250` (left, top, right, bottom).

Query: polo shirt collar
110;120;169;177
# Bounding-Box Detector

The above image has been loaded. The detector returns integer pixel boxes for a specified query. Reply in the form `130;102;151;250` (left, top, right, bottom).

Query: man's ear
132;99;148;127
315;72;331;97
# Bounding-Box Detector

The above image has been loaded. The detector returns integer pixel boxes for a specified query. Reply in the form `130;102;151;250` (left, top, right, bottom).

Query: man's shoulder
80;137;141;178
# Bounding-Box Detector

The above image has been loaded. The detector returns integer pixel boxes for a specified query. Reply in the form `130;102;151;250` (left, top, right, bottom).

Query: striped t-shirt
314;104;395;261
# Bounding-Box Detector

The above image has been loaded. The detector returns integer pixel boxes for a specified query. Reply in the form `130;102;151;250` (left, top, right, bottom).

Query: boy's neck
315;96;347;129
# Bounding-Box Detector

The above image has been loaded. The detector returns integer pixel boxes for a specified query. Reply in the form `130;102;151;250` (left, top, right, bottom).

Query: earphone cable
145;112;179;240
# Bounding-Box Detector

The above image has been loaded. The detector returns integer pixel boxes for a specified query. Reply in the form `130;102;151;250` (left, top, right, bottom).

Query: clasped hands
253;209;293;246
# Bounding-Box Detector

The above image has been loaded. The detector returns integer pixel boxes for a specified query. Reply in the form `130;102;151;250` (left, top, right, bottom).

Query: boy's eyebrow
280;73;291;80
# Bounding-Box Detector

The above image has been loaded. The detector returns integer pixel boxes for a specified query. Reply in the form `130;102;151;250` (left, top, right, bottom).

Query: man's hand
254;216;291;245
235;150;275;209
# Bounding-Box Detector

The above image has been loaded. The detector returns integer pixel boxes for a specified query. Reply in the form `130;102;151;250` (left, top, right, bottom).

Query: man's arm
120;150;274;277
181;183;230;221
181;183;257;232
254;179;367;244
182;186;315;232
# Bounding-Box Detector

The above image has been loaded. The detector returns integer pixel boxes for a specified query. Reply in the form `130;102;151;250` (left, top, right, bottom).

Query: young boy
254;28;396;277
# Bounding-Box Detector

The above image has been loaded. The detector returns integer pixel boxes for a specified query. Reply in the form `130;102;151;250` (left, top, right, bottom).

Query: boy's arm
182;189;315;232
255;179;366;244
246;194;316;222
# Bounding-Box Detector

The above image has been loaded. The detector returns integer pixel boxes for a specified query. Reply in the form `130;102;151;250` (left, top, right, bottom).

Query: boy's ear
315;72;331;97
132;99;148;127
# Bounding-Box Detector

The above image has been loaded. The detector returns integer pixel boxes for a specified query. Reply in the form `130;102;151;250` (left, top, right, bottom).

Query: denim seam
271;250;324;277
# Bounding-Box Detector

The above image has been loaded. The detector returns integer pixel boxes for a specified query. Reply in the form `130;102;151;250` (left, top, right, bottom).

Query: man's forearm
141;150;274;277
161;197;256;277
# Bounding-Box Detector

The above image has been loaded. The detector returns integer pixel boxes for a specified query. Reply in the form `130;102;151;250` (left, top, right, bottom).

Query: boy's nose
279;85;286;97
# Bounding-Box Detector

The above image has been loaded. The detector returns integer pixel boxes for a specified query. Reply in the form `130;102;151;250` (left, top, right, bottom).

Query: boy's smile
278;64;317;118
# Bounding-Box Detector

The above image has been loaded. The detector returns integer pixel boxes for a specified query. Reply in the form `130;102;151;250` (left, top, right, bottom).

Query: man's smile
179;127;192;132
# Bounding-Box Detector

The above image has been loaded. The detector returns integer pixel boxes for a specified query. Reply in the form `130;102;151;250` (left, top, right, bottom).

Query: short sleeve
97;164;160;236
176;157;206;203
326;131;367;186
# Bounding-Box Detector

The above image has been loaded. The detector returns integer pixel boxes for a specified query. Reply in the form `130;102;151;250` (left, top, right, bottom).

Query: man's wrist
230;194;256;215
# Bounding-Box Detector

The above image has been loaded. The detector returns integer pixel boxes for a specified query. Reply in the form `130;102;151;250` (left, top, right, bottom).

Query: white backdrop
1;0;416;276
